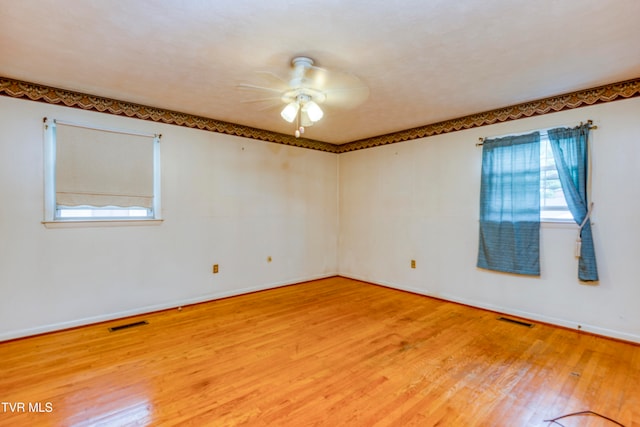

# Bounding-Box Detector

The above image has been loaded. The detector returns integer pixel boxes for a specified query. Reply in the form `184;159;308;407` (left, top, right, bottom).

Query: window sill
42;219;163;229
541;219;578;229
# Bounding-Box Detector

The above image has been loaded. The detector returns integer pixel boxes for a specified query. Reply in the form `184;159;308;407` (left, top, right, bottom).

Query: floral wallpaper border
2;76;639;153
0;77;336;153
336;78;640;153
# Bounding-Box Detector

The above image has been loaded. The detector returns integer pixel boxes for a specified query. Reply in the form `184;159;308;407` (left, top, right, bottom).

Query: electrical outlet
411;260;416;269
212;264;219;274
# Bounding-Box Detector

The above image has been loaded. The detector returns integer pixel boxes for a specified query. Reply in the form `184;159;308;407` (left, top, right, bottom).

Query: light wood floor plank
0;276;638;426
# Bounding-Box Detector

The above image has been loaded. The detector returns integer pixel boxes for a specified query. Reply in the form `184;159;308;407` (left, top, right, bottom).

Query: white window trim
42;219;163;229
42;117;163;227
541;220;579;230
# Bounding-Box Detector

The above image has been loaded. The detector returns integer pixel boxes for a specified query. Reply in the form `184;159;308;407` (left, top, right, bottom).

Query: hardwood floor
0;276;638;426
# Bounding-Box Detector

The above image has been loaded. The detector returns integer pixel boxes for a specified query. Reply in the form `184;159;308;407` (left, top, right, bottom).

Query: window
478;130;572;223
478;123;597;279
43;118;161;224
539;133;572;222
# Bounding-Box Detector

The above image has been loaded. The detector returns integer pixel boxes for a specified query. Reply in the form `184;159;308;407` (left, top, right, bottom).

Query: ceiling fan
238;56;369;138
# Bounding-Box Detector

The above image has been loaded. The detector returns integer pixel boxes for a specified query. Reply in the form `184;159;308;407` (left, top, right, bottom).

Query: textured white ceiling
1;0;639;144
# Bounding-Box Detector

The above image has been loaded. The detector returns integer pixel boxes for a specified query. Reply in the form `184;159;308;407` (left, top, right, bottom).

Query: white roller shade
55;123;155;208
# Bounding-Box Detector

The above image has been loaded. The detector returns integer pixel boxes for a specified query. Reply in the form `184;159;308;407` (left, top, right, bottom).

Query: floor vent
497;316;534;328
108;320;149;332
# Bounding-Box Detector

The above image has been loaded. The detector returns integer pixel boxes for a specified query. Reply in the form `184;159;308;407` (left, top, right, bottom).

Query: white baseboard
0;273;338;342
338;273;640;344
6;272;638;345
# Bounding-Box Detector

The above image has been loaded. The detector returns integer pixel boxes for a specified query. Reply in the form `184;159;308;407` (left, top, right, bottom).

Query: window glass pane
57;206;151;219
540;134;572;221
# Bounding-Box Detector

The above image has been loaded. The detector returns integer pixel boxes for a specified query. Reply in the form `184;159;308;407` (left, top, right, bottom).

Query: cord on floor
544;410;625;427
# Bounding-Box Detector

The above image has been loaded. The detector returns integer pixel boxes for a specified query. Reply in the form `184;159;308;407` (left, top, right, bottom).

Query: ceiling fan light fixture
280;101;299;123
300;110;313;127
302;100;323;122
240;55;367;137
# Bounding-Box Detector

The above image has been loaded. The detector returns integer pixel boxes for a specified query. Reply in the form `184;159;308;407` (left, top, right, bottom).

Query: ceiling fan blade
304;65;329;89
240;96;283;104
324;70;366;92
238;98;282;112
323;85;370;109
302;65;369;109
239;57;370;118
254;71;290;89
236;83;284;94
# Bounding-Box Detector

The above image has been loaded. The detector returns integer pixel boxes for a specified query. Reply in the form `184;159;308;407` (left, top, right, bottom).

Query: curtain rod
43;117;161;139
475;120;597;147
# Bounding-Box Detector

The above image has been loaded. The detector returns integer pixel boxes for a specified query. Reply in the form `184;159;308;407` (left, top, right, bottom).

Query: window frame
42;117;163;227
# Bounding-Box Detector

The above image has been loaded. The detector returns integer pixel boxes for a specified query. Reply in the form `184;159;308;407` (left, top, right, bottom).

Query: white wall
3;94;639;343
0;96;338;341
339;97;640;343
